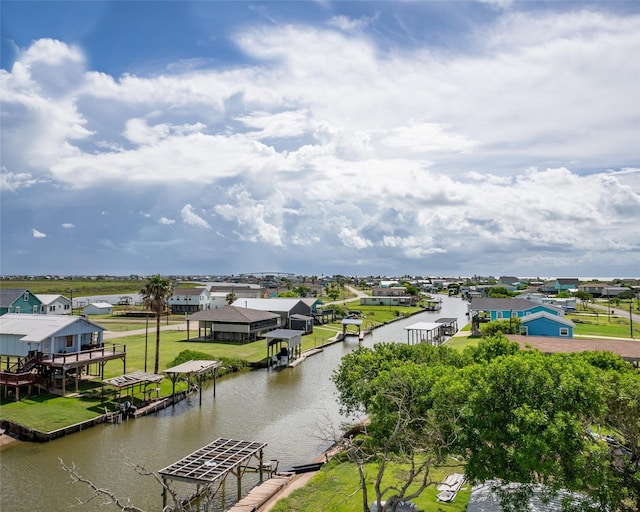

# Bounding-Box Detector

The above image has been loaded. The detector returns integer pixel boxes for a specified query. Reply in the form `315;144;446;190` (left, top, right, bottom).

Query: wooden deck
227;476;291;512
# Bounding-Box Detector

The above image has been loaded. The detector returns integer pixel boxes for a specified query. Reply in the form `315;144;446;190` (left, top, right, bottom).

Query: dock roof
159;437;267;486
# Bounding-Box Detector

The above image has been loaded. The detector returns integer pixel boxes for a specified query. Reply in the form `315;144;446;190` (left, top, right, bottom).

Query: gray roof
0;313;105;343
520;311;575;327
467;481;596;512
172;288;207;296
188;305;279;323
0;288;30;307
470;298;542;312
231;298;304;312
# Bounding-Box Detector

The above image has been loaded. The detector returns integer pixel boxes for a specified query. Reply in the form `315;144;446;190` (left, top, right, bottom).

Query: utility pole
630;302;634;339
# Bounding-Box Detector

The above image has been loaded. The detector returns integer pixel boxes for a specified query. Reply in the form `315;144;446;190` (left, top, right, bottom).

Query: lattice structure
159;437;268;508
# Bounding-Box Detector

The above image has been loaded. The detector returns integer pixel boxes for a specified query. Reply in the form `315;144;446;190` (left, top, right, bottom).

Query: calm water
0;296;469;512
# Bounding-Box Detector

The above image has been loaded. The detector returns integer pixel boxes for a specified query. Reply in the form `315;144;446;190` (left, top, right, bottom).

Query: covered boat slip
405;317;459;346
265;329;303;368
164;359;222;405
159;437;269;509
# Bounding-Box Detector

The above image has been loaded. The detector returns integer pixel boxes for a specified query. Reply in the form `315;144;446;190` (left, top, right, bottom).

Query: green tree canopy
140;274;174;374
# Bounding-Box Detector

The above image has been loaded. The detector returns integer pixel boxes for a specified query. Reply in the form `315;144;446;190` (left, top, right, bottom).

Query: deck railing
41;344;126;364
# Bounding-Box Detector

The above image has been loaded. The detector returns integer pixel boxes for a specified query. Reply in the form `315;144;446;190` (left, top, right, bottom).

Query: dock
227;476;292;511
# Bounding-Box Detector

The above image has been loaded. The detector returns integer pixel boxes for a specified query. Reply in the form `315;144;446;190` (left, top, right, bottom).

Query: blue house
469;298;570;336
0;288;44;316
520;311;575;337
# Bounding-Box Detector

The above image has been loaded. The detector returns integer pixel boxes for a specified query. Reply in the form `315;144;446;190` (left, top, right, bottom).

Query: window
66;335;74;348
50;305;55;312
33;305;39;313
14;307;20;313
24;292;30;301
559;327;569;337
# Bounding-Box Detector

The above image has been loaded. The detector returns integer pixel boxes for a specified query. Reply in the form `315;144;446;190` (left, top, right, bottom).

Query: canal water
0;296;469;512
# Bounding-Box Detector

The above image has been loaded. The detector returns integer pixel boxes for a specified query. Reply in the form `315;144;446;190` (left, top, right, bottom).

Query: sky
1;1;639;279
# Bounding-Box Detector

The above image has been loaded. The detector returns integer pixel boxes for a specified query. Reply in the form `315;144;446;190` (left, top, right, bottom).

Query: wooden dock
227;476;291;511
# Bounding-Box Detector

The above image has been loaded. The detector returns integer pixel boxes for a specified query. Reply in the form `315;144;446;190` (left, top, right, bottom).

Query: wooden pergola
265;329;303;368
159;437;268;509
164;359;222;405
102;370;164;404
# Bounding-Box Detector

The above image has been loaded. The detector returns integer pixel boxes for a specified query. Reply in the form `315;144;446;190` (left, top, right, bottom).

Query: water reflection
0;296;469;511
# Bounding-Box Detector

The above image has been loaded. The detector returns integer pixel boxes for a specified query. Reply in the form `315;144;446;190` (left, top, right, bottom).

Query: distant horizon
1;273;638;282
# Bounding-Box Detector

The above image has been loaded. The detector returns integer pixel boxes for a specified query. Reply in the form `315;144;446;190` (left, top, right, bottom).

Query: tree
140;274;174;374
488;286;514;298
334;340;637;511
574;291;593;310
225;291;237;305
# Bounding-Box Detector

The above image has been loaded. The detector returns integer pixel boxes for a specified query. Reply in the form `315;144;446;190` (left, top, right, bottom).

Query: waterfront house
0;288;44;316
187;305;280;343
0;313;123;398
231;298;315;329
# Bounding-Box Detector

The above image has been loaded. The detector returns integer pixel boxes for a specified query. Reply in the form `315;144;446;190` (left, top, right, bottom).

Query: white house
168;288;211;314
35;294;72;315
0;313;106;357
84;302;113;315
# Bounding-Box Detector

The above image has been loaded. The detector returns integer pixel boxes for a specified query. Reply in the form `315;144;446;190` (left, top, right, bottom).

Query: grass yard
271;457;471;512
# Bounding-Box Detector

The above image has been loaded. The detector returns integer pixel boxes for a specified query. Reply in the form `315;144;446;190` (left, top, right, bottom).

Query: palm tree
140;274;174;374
226;291;237;305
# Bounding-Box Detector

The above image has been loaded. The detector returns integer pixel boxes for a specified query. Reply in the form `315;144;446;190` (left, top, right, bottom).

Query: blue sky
1;1;639;279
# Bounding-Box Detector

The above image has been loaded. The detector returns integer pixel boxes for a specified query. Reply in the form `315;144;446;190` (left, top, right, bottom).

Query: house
168;288;211;314
186;306;280;343
0;313;106;358
35;294;72;315
84;302;113;315
0;288;44;315
208;283;265;299
371;286;408;297
231;298;315;329
0;313;123;398
577;283;629;298
520;311;575;337
360;295;418;307
540;278;580;294
498;276;520;286
468;298;565;336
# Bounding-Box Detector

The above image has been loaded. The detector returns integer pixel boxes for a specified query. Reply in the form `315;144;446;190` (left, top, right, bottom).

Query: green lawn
271;457;471;512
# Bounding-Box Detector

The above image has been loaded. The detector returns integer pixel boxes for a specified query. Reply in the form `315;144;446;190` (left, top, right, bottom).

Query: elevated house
231;298;316;329
187;306;280;343
0;288;44;316
0;314;125;398
168;288;211;314
35;294;72;315
578;283;629;298
469;298;571;337
540;278;580;295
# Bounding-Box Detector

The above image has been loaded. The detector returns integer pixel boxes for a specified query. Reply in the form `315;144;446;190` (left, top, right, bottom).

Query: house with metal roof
187;305;281;343
35;294;72;315
231;298;315;328
0;313;123;397
0;288;44;316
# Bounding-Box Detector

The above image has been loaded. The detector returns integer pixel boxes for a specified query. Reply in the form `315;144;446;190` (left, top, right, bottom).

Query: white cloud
181;204;211;229
32;228;47;238
1;7;638;276
61;223;74;229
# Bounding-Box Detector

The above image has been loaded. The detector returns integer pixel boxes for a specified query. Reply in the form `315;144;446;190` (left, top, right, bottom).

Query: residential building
35;294;72;315
168;288;211;314
0;288;44;315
